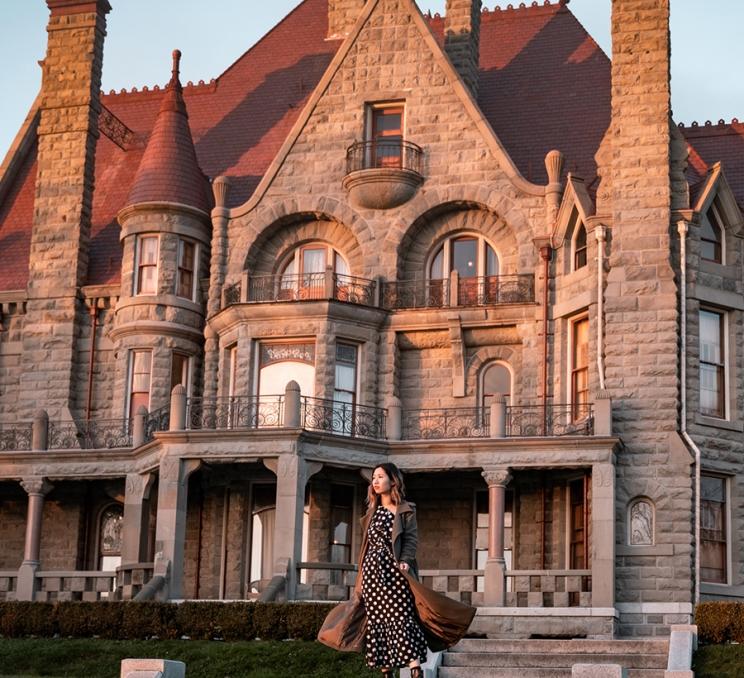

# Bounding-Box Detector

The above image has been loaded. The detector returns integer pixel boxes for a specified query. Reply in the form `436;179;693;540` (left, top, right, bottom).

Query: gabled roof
0;0;615;291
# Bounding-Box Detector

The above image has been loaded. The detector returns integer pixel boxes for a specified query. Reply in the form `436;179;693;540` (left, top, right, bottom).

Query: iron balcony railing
346;139;423;175
185;396;285;431
402;407;490;440
505;403;594;437
47;419;133;450
382;274;535;310
0;423;33;451
301;396;387;440
144;405;170;443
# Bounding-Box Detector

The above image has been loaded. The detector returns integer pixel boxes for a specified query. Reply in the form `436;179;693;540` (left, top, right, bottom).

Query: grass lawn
0;638;379;678
693;644;744;677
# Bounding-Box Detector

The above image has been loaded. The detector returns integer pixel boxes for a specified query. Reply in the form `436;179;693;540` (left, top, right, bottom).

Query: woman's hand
399;562;410;572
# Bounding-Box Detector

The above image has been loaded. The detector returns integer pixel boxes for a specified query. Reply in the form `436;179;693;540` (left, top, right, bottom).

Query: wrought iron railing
248;273;325;303
185;396;285;430
223;282;241;306
457;275;535;306
333;273;376;306
381;278;448;309
301;397;387;440
402;407;490;440
0;424;33;451
506;403;594;437
144;406;170;443
346;139;423;175
48;419;132;450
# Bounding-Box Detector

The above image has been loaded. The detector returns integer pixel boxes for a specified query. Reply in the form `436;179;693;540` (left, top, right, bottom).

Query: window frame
329;483;357;585
133;235;160;296
176;238;198;301
479;360;513;409
170;352;192;397
125;349;152;421
700;199;725;265
569;315;590;421
700;472;731;586
365;101;406;169
427;233;501;281
699;307;728;420
572;221;588;272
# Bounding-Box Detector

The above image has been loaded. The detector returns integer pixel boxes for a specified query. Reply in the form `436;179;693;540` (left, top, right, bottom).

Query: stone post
120;659;185;678
132;405;148;448
481;467;511;606
169;385;187;431
449;269;459;307
593;390;613;437
17;477;54;601
264;456;323;600
121;473;155;564
591;463;615;608
386;396;403;440
31;410;49;451
284;381;302;428
240;270;250;303
324;265;335;299
154;458;201;599
489;395;507;438
444;0;482;98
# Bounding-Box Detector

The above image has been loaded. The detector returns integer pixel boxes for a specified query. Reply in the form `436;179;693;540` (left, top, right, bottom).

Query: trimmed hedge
696;602;744;644
0;601;335;641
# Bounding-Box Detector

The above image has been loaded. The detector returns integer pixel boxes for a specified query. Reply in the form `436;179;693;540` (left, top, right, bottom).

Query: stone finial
545;149;565;186
171;49;181;85
212;175;232;208
284;381;302;428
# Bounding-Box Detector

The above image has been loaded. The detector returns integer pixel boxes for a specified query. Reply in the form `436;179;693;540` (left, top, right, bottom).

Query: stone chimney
444;0;482;98
20;0;111;420
328;0;366;40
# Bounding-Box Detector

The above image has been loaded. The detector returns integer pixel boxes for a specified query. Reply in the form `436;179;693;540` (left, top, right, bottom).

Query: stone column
591;463;615;608
264;455;322;600
17;477;54;601
481;467;511;606
122;473;155;564
154;457;201;600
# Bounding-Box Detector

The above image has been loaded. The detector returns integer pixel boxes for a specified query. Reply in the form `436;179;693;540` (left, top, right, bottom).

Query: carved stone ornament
20;477;54;497
630;500;654;546
481;467;512;488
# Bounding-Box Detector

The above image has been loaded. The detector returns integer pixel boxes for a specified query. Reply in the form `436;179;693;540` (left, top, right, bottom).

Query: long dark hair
366;463;406;510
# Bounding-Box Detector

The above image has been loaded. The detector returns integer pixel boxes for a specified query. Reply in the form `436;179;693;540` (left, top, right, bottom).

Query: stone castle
0;0;741;641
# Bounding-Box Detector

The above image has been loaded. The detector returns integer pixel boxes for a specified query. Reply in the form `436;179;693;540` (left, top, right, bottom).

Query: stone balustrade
35;570;117;602
505;569;592;608
0;570;18;601
419;569;484;606
116;562;155;601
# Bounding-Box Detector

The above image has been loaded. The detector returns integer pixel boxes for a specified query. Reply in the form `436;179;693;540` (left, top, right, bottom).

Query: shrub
0;601;335;642
696;602;744;644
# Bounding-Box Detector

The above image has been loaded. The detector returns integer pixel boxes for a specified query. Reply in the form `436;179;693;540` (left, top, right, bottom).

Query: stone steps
438;638;668;677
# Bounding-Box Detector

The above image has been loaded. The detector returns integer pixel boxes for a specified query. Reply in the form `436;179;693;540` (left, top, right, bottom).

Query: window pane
701;475;727;583
334;252;349;276
180;240;195;270
373;108;403;137
302;248;326;274
141;237;158;265
486;244;499;276
335;364;356;392
171;354;189;393
700;311;722;364
452;238;477;278
573;318;589;369
430;247;444;279
138;265;157;294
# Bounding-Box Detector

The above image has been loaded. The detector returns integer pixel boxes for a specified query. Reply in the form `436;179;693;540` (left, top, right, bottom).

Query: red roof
0;0;633;291
125;50;212;213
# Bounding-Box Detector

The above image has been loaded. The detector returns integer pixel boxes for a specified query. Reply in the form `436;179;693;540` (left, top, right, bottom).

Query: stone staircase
438;638;669;677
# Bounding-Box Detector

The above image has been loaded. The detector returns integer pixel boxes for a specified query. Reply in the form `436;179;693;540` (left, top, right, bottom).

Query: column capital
125;472;155;502
481;467;512;488
20;477;53;497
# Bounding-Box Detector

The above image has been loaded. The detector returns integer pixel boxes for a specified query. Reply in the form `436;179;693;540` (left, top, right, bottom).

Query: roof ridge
678;117;742;129
424;0;565;20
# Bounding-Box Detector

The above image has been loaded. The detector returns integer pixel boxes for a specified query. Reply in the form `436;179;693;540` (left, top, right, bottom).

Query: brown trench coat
318;500;476;654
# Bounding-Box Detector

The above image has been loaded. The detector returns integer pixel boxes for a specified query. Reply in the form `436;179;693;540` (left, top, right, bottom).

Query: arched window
429;234;499;280
279;244;349;300
567;208;587;272
480;361;512;408
628;498;655;546
98;504;123;571
701;201;724;264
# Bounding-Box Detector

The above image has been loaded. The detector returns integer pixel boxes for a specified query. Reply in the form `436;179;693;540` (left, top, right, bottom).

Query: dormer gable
552;174;595;274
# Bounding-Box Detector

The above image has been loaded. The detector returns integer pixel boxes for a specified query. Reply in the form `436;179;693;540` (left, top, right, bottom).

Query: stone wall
0;305;25;421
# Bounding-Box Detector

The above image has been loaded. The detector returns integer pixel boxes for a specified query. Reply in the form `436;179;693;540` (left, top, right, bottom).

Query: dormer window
701;200;724;264
568;208;587;272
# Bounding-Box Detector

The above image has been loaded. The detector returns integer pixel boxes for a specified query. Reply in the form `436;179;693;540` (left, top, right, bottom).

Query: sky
1;0;742;160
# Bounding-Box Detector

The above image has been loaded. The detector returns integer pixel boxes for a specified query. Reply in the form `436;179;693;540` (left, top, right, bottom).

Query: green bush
696;602;744;644
0;601;335;641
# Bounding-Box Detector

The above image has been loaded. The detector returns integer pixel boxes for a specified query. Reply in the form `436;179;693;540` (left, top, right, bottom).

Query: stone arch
627;496;656;546
244;213;365;277
466;346;522;400
243;196;375;274
395;203;520;280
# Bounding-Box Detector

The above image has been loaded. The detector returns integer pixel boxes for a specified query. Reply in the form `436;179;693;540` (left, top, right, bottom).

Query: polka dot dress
362;505;428;669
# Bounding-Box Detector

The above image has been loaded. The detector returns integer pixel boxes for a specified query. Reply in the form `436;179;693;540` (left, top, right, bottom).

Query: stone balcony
342;139;424;209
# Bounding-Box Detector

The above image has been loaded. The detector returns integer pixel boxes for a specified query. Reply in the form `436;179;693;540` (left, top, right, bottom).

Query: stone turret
112;50;211;419
444;0;482;98
327;0;366;40
19;0;111;420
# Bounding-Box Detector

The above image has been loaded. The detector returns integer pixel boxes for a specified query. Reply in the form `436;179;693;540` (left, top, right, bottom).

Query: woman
360;463;427;677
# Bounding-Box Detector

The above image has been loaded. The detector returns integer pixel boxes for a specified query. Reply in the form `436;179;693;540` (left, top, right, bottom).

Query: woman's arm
399;509;418;569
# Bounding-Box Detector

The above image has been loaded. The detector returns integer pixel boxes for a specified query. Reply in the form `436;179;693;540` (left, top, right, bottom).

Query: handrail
346;139;423;174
